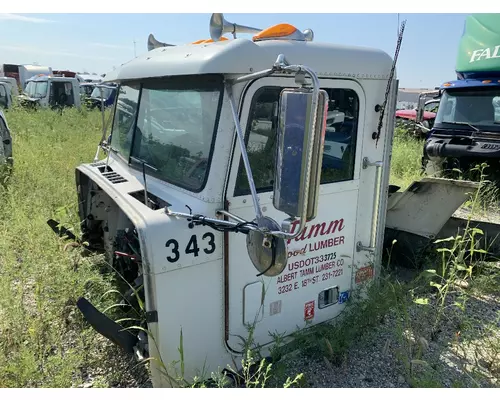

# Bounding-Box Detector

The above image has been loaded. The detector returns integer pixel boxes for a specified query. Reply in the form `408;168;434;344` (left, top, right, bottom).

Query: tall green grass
389;128;424;189
0;109;431;387
0;107;116;387
1;107;495;388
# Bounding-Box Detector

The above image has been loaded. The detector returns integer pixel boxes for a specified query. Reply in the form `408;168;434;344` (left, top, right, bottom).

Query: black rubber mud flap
76;297;138;354
47;218;77;241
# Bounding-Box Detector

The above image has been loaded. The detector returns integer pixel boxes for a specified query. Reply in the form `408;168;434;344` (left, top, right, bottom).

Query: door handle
357;157;383;253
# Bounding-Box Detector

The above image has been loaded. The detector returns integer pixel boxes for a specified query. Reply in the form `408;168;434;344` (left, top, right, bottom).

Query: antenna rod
133;40;137;57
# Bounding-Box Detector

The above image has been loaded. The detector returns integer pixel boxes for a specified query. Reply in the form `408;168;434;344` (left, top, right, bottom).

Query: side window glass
234;86;359;196
235;87;280;196
493;96;500;123
110;84;140;161
424;102;439;113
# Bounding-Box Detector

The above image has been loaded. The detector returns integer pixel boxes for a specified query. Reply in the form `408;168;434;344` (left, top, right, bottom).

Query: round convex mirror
246;217;288;277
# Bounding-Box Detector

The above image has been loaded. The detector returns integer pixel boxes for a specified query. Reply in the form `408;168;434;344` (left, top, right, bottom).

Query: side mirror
273;88;329;221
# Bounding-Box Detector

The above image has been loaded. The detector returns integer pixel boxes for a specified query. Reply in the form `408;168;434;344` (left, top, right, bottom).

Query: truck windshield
81;85;95;96
110;75;223;192
434;88;500;132
91;86;113;99
25;81;48;98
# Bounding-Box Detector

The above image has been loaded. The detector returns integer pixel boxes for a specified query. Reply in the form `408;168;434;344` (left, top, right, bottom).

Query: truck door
224;77;368;351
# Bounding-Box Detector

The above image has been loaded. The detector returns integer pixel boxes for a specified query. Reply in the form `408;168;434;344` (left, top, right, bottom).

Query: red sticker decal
304;300;315;321
355;265;374;284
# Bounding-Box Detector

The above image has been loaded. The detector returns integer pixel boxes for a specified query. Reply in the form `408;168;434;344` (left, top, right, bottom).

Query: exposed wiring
256;236;278;277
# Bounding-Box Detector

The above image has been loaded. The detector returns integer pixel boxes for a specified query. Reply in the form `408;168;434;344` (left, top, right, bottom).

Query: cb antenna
374;17;406;146
397;13;400;38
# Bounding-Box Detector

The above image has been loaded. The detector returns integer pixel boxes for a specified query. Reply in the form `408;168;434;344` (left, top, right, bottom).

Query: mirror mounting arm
165;209;259;235
225;82;264;223
167;54;323;242
231;55;322;240
215;210;247;224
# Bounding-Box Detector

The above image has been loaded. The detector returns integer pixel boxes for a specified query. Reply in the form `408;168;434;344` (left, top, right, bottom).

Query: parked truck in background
77;73;102;83
421;14;500;179
18;74;81;110
0;77;19;97
0;82;12;109
0;63;53;90
396;93;439;137
0;64;21;88
52;70;77;79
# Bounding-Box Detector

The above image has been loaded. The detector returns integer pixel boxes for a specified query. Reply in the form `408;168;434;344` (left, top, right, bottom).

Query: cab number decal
165;233;216;263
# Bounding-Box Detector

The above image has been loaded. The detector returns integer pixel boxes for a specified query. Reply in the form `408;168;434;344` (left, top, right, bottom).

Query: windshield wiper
130;156;158;172
445;121;480;132
130;156;158;207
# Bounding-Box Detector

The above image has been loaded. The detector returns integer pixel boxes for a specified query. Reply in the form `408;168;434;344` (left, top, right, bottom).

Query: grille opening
102;170;127;184
98;165;113;173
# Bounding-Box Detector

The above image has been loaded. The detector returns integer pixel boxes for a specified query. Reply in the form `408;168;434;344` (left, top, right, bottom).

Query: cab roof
103;37;395;83
28;75;78;82
440;78;500;90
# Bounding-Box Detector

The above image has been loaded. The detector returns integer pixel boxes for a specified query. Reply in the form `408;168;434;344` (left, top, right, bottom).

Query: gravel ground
278;277;500;388
73;196;500;388
454;206;500;224
78;277;498;388
75;336;152;388
74;247;499;389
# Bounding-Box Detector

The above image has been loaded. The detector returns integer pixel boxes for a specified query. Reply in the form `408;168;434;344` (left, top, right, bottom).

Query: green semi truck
420;14;500;179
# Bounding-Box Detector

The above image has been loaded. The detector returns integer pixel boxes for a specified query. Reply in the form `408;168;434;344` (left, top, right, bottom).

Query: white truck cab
19;75;81;109
67;14;475;387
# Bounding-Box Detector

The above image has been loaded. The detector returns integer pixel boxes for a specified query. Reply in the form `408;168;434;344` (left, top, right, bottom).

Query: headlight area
48;169;150;361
